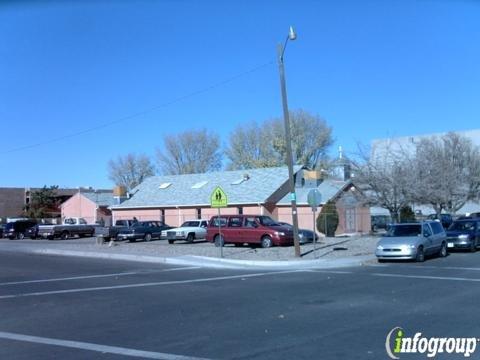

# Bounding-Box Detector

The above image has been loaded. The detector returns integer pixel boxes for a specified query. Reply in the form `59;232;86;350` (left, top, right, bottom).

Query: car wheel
469;240;477;252
61;231;69;240
144;233;152;242
214;234;224;247
17;232;25;240
261;236;273;248
415;246;425;262
168;239;174;244
30;235;37;240
186;233;194;243
439;242;447;257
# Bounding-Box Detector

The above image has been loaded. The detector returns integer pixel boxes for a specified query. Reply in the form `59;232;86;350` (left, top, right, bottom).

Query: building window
160;209;165;223
238;207;243;215
197;208;201;219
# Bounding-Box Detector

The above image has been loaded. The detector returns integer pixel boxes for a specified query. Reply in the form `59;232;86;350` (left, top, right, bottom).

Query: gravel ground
0;234;380;261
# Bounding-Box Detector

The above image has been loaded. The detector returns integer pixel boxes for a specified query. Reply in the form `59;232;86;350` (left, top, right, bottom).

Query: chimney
113;186;128;204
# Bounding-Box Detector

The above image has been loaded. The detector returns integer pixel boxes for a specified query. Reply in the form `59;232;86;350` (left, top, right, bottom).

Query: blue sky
1;0;479;189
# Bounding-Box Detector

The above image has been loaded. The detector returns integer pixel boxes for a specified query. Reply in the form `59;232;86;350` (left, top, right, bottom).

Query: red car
206;215;294;248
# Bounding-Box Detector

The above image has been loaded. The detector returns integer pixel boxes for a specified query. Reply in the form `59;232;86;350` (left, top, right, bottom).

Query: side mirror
423;232;431;238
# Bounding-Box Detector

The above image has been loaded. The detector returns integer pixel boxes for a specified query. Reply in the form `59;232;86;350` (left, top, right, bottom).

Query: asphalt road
1;251;480;359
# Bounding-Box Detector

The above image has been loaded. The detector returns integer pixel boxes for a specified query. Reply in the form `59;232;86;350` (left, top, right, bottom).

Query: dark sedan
278;222;319;244
117;221;172;242
446;219;480;252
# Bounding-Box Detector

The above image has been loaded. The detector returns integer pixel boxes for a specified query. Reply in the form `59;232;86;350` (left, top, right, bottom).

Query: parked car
38;217;95;240
117;221;172;242
95;219;136;241
457;212;480;220
277;222;318;244
4;220;37;240
163;220;209;244
446;219;480;252
0;224;5;238
427;213;453;229
206;215;294;248
375;221;447;262
371;215;390;232
25;224;39;239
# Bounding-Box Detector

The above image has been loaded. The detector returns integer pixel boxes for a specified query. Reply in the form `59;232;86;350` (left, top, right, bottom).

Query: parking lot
1;249;480;359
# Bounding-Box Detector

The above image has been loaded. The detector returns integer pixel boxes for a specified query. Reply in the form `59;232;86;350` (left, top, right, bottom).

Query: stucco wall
61;193;97;224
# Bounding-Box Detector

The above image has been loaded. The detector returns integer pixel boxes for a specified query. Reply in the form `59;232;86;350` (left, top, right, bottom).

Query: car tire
144;233;152;242
469;239;477;253
61;231;69;240
214;235;224;247
261;236;273;248
186;233;194;243
439;242;447;257
168;239;174;244
415;246;425;262
30;235;37;240
129;239;136;243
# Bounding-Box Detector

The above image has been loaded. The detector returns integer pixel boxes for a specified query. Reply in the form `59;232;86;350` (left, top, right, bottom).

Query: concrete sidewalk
0;236;377;270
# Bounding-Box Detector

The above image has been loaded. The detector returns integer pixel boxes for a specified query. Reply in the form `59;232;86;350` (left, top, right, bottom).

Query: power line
2;60;275;155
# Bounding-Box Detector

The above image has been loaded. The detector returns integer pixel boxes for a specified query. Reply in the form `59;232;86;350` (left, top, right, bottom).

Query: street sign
307;189;322;211
210;186;228;208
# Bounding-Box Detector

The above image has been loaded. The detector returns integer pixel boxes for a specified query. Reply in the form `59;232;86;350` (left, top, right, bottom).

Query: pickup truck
163;220;208;244
38;217;95;240
95;219;136;241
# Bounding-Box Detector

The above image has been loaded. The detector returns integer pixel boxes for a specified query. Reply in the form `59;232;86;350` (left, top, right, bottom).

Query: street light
277;26;301;258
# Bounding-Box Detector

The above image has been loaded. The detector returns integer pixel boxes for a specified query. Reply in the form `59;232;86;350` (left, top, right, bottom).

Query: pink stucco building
61;190;114;225
110;167;371;236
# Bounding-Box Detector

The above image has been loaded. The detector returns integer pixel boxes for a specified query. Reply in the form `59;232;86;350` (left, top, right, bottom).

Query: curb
31;248;375;270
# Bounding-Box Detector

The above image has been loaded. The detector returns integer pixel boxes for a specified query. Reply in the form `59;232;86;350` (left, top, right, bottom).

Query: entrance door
345;208;356;233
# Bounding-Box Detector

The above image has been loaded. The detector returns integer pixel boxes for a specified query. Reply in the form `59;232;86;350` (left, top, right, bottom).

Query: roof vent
159;182;172;189
231;174;250;185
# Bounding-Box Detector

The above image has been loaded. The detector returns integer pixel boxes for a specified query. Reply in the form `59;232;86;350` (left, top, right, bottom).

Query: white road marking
372;272;480;282
0;331;211;360
367;264;480;271
305;269;352;274
0;266;200;286
0;270;302;300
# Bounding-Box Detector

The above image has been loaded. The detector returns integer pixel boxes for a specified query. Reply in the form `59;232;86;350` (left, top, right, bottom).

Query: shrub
317;201;339;237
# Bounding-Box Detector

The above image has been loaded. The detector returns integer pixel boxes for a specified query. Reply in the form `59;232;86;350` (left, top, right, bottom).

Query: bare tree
226;109;333;170
225;121;282;170
107;153;155;191
269;109;334;168
156;129;222;175
352;142;414;222
411;132;480;215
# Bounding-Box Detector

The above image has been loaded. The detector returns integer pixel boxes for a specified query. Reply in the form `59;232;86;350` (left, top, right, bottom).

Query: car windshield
257;216;280;226
182;221;199;227
449;221;476;231
386;224;421;237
